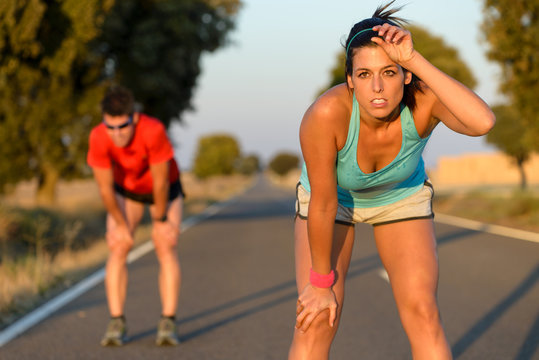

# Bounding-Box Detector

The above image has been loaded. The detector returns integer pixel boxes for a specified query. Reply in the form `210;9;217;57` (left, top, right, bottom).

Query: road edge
435;213;539;243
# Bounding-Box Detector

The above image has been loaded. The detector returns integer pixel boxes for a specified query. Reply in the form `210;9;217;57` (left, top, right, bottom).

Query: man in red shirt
87;86;183;346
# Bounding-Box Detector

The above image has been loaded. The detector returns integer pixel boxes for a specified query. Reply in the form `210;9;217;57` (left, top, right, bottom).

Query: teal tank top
299;95;430;208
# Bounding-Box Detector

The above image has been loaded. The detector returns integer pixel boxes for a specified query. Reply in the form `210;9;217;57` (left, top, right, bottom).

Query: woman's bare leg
288;219;355;360
374;219;452;360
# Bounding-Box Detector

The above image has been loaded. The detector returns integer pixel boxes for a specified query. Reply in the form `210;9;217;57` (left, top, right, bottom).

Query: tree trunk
516;157;527;190
36;164;59;205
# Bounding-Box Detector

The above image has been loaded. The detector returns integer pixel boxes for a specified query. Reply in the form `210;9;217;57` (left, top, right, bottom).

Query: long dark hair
344;1;422;110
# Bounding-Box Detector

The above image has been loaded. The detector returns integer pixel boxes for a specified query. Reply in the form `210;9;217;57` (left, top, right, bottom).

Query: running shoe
100;317;127;346
155;317;180;346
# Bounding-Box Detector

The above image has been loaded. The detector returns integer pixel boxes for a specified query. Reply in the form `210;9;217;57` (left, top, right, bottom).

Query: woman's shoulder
305;84;352;123
300;84;352;149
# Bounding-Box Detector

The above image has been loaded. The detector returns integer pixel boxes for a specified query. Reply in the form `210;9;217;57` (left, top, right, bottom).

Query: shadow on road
178;291;298;342
127;253;386;343
128;221;538;356
178;280;296;326
515;310;539;360
452;264;539;359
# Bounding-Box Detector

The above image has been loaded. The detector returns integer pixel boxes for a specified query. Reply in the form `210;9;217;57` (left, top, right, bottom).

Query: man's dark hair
101;86;135;116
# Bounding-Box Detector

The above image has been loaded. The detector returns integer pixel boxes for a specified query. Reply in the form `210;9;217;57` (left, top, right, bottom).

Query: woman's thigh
373;219;439;305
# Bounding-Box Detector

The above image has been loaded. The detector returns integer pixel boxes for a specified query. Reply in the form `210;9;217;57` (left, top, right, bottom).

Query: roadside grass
0;173;254;330
433;188;539;233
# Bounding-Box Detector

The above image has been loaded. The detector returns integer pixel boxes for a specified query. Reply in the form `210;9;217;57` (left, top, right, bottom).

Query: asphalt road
1;176;538;359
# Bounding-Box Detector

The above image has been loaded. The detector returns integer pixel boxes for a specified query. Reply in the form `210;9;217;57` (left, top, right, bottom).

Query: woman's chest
355;120;403;174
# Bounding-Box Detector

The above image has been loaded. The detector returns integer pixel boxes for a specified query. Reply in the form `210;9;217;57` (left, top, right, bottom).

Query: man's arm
150;160;170;221
92;167;128;228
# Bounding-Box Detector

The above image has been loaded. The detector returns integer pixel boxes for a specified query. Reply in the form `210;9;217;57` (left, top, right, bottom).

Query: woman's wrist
399;49;422;72
309;268;335;288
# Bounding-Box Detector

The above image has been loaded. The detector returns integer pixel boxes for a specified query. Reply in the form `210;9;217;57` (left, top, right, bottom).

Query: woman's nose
372;76;383;93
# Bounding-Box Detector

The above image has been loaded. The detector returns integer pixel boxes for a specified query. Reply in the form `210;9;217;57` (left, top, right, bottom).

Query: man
87;86;183;346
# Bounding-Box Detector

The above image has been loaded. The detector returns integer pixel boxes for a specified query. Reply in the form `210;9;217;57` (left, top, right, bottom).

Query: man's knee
106;233;133;256
153;237;178;258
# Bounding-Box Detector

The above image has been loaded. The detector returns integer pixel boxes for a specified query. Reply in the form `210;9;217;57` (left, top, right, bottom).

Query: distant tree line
191;133;300;179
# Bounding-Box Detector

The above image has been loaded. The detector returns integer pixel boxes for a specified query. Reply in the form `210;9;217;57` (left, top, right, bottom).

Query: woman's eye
384;70;396;76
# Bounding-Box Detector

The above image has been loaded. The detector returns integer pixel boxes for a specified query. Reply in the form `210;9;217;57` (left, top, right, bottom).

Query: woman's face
347;45;411;121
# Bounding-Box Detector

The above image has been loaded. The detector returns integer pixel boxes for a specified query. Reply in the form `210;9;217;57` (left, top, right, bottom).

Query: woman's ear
347;74;354;89
404;70;412;85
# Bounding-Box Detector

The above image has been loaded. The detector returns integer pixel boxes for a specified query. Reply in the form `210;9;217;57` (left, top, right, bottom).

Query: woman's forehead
352;48;398;70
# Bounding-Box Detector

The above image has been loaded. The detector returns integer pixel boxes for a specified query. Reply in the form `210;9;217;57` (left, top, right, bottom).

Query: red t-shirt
87;114;180;194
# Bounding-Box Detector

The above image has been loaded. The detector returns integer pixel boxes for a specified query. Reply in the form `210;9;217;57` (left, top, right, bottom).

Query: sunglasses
103;115;133;130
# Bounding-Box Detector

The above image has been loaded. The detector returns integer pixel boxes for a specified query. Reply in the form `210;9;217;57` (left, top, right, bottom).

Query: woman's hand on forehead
371;23;415;66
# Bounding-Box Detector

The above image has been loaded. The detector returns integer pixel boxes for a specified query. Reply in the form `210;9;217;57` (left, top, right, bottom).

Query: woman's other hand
295;284;338;332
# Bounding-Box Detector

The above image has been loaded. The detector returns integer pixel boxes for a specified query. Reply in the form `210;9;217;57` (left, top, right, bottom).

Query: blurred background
0;0;537;330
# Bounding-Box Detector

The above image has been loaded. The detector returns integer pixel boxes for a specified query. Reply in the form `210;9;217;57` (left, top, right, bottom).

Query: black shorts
113;180;185;204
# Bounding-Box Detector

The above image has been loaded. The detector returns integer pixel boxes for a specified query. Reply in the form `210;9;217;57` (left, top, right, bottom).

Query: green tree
481;0;539;151
318;25;476;95
487;105;529;189
268;152;299;176
95;0;241;127
193;134;241;179
0;0;114;204
409;25;476;89
0;0;241;204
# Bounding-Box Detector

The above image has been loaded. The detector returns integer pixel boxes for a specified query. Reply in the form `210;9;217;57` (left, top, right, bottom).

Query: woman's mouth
371;98;387;107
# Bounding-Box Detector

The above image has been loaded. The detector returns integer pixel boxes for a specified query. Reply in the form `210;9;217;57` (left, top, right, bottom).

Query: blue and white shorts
295;181;434;226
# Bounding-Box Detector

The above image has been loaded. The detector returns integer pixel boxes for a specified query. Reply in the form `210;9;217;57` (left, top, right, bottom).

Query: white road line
435;213;539;243
375;213;539;284
377;269;390;283
0;197;237;348
0;268;105;348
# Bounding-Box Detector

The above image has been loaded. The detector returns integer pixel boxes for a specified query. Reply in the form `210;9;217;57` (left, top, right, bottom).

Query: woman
289;2;495;360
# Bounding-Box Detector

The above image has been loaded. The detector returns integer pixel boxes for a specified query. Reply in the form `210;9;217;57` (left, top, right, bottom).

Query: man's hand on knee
107;225;134;253
152;221;179;248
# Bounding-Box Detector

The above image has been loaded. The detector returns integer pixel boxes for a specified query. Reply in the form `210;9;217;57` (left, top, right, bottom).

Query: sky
170;0;501;170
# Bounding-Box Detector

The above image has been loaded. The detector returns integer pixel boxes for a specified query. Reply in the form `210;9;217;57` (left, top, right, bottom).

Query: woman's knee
296;309;338;343
400;294;442;329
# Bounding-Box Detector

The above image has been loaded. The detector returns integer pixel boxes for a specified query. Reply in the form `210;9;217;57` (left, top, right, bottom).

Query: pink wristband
309;268;335;288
